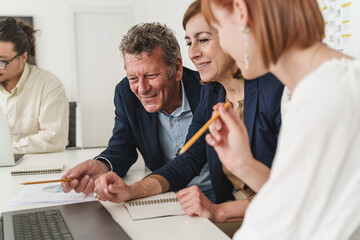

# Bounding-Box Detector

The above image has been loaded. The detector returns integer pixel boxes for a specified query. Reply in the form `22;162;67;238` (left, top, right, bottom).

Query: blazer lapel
208;84;225;169
244;79;258;144
136;107;162;169
182;70;201;113
209;84;226;111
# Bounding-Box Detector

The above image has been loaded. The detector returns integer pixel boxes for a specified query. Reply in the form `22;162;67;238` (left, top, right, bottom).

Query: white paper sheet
9;178;96;205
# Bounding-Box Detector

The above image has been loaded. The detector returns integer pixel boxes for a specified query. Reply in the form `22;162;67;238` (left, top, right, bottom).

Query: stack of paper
9;179;96;205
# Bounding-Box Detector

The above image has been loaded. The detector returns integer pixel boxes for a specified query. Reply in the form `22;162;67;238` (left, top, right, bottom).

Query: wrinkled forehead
124;52;166;75
124;47;165;70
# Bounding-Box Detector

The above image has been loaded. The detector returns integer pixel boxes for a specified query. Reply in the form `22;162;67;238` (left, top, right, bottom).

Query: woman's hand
94;172;132;203
177;186;218;222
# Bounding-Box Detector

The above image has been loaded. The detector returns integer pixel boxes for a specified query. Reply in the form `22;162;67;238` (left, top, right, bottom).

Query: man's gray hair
120;22;181;78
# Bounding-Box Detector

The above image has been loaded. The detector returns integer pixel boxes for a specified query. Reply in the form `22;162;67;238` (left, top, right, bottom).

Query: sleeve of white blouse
12;78;69;154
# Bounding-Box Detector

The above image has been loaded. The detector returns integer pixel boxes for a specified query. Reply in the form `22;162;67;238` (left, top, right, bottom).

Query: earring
240;26;250;70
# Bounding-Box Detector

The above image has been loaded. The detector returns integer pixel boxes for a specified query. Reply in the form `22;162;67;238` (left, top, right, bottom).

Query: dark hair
119;22;181;79
202;0;324;68
0;17;38;57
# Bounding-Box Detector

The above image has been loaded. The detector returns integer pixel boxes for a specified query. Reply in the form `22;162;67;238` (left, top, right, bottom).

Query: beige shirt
0;63;69;154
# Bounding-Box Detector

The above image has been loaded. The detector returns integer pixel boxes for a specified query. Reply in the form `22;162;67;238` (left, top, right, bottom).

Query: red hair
202;0;324;68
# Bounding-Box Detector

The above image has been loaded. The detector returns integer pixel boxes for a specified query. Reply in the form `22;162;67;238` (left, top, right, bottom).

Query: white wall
0;0;195;102
2;0;359;102
3;0;358;147
1;0;195;147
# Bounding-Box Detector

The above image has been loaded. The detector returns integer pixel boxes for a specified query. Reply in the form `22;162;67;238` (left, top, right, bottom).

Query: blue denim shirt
157;80;213;197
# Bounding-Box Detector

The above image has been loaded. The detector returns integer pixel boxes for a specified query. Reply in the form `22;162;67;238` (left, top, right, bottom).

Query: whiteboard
318;0;360;58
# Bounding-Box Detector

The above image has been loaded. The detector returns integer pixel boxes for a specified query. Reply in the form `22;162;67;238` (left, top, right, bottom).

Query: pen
21;179;72;185
179;102;231;155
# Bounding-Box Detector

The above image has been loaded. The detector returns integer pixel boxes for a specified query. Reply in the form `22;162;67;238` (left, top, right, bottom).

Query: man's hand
61;159;110;194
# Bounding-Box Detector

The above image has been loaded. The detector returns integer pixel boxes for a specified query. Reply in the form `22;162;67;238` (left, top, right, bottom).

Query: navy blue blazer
153;73;284;203
98;67;201;177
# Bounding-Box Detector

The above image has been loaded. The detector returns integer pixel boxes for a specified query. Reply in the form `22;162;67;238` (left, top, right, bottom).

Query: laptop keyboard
12;209;73;240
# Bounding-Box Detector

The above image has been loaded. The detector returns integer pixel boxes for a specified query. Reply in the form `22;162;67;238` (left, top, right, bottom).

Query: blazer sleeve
151;87;210;191
96;82;138;177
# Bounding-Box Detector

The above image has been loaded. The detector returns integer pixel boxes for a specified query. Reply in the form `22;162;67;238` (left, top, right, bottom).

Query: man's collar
15;63;30;93
159;79;191;117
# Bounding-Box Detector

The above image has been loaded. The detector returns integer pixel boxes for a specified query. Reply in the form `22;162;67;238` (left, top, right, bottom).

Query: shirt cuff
94;156;113;172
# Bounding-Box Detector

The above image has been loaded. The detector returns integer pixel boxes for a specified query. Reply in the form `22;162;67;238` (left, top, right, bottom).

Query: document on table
9;178;96;205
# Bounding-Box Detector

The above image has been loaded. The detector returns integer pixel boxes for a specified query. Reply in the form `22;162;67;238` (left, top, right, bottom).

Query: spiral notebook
123;192;185;220
10;154;64;176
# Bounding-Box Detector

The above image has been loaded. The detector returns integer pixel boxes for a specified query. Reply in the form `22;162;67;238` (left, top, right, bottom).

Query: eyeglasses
0;53;21;70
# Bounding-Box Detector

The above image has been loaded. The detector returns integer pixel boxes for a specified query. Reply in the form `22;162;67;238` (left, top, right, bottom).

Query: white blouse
235;58;360;240
0;63;68;154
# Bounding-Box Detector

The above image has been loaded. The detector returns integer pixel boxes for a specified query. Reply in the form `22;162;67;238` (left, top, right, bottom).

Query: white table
0;148;230;240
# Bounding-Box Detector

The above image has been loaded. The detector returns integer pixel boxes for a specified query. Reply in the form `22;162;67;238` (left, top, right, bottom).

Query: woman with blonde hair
202;0;360;238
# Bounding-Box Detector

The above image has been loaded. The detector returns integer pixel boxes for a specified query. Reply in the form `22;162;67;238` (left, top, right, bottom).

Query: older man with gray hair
62;22;214;201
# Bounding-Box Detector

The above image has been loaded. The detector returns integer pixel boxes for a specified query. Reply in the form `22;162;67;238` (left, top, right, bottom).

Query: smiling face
124;47;183;114
185;13;236;83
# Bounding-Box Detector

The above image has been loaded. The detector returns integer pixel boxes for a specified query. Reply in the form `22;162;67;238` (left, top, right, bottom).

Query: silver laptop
0;201;132;240
0;115;24;166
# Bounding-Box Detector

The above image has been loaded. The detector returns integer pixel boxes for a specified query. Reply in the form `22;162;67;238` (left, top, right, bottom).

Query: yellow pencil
21;179;72;185
179;102;231;155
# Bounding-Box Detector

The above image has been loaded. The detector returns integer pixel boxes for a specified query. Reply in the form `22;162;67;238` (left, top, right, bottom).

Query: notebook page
11;154;64;175
123;192;185;220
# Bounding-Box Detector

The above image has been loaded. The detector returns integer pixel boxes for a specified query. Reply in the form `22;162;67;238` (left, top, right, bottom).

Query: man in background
0;17;68;154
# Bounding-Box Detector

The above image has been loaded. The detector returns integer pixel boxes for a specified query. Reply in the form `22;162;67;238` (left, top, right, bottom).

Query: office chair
66;101;79;149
